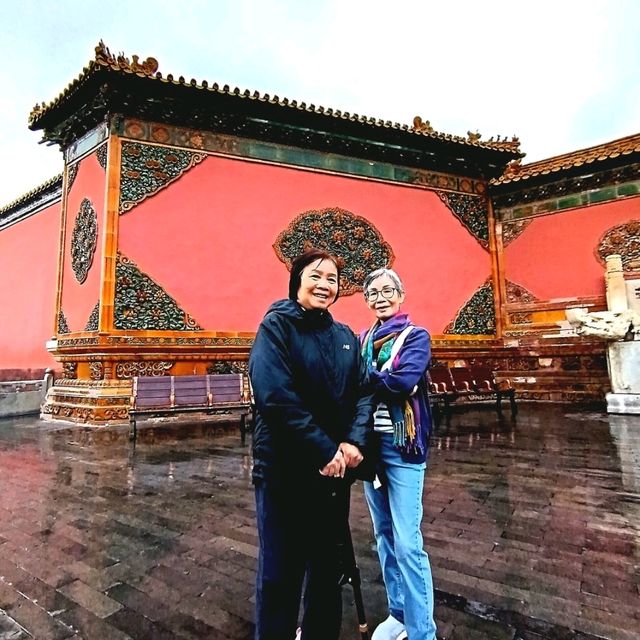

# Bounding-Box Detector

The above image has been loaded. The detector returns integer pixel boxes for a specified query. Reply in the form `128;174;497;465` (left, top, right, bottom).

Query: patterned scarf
361;314;423;454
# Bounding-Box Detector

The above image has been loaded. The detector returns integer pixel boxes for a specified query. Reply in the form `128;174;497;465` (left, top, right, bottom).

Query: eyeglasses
364;287;398;302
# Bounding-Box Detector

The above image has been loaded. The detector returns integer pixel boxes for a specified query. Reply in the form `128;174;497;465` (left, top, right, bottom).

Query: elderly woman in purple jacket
360;268;437;640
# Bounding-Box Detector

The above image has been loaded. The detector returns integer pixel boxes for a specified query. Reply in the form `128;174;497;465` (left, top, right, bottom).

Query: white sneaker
372;615;406;640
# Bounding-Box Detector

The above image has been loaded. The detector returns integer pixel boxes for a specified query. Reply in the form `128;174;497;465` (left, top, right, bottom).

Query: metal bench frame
427;365;517;423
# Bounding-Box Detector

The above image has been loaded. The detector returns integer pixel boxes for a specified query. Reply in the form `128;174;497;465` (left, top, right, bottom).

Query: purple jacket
361;313;432;464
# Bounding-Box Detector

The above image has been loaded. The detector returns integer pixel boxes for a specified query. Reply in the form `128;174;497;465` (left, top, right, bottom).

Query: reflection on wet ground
0;405;638;639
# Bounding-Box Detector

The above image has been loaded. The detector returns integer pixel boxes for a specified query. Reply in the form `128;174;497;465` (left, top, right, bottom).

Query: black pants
254;477;350;640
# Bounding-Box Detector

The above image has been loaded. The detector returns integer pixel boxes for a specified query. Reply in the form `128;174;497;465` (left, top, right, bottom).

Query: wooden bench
129;373;253;443
427;365;517;422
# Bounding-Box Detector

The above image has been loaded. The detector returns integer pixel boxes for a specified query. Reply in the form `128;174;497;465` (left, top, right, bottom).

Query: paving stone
58;580;123;619
0;405;638;639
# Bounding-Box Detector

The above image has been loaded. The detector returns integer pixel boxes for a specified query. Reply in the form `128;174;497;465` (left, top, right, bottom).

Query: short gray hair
362;268;404;295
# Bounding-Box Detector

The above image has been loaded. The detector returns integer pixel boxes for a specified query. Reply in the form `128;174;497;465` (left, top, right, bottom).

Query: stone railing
0;369;53;418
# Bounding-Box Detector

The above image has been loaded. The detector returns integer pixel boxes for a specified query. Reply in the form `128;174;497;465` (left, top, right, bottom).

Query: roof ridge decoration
412;116;521;154
28;42;523;163
493;132;640;186
94;40;159;76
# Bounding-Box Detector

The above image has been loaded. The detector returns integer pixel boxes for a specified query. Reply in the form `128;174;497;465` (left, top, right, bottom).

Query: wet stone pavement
0;405;638;640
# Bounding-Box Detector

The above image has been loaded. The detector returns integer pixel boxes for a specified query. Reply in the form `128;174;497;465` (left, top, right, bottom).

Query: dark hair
288;248;342;302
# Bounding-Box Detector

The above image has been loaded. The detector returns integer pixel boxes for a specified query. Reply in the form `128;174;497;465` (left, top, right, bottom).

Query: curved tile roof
29;41;522;156
493;132;640;186
0;174;62;229
0;174;62;216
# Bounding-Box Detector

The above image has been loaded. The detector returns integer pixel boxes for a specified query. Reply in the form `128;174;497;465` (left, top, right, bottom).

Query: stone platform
0;405;638;639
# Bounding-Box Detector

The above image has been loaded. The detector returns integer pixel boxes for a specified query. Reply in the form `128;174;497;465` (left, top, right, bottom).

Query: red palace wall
60;149;106;332
118;155;492;336
503;196;640;301
0;201;60;374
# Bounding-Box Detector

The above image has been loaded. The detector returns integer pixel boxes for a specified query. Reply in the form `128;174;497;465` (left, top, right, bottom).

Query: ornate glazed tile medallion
114;252;202;330
274;207;394;295
596;220;640;271
70;198;98;284
119;141;205;213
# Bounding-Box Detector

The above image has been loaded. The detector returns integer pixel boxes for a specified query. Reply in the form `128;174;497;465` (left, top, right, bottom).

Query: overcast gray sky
1;0;639;205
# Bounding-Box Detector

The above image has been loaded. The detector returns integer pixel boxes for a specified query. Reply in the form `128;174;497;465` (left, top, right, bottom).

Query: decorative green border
499;179;640;221
117;118;487;196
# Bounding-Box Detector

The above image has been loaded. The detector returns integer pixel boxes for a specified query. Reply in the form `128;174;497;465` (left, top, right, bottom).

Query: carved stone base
606;392;640;415
40;378;132;425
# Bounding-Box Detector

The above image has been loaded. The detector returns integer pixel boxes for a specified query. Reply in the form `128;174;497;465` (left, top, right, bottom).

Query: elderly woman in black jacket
249;248;374;640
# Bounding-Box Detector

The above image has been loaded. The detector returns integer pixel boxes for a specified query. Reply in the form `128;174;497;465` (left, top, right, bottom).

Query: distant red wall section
60;152;105;331
0;202;60;371
118;155;491;334
504;197;640;299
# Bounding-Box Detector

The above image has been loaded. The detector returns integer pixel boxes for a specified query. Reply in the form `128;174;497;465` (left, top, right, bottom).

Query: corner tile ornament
70;198;98;284
505;280;538;325
114;252;202;330
505;280;538;305
84;302;100;331
96;144;108;170
115;361;173;379
273;207;394;295
501;219;533;247
119;142;205;213
445;281;496;335
437;192;489;249
66;162;79;192
596;220;640;271
58;310;70;334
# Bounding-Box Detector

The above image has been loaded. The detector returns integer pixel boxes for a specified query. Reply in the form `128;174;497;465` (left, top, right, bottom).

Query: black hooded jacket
249;299;374;485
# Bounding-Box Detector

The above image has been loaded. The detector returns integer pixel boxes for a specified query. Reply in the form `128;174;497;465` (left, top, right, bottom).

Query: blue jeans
254;479;348;640
364;435;437;640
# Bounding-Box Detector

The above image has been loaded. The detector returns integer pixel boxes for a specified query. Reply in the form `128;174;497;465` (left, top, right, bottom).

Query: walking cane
337;517;370;640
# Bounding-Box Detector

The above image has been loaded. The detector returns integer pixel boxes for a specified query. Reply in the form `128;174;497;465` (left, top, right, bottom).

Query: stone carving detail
114;252;202;330
96;144;108;170
207;360;248;374
273;207;394;296
596;220;640;271
119;142;205;213
70;198;98;284
57;337;100;347
566;308;640;340
84;302;100;331
437;192;489;248
89;362;104;380
115;361;174;379
62;362;77;379
67;162;79;192
502;219;533;246
445;282;496;335
58;310;70;334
